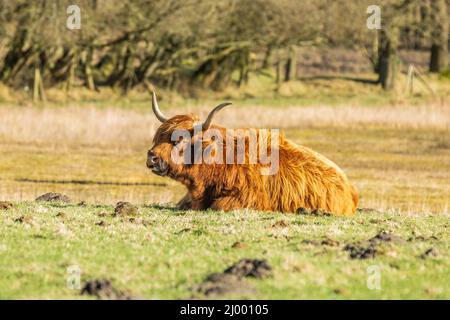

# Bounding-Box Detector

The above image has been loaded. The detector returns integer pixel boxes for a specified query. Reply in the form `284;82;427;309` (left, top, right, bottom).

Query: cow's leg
210;196;243;211
177;193;192;210
177;193;210;210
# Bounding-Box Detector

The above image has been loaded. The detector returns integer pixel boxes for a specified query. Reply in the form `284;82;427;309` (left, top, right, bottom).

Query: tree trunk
284;46;297;82
65;52;76;91
276;60;283;86
377;29;399;91
33;65;46;104
429;0;448;73
262;46;272;69
0;29;29;83
84;48;96;90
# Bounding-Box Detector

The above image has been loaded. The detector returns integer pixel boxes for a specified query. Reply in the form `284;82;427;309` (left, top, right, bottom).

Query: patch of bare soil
419;248;439;259
80;279;137;300
321;237;340;247
344;243;377;259
0;201;13;210
14;215;34;224
114;202;138;216
301;237;340;247
357;208;381;214
224;259;272;279
192;259;272;298
35;193;71;203
272;220;289;228
302;239;320;245
408;235;439;242
369;232;405;244
192;273;255;298
231;242;248;249
344;231;404;260
128;217;151;226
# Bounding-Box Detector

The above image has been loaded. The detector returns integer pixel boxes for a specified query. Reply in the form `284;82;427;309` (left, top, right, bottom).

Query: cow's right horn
151;91;168;123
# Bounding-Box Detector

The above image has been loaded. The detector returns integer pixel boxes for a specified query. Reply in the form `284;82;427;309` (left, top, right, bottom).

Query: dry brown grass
1;103;449;147
0;103;449;213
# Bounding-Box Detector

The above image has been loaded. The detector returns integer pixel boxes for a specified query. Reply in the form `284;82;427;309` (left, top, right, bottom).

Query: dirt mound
321;237;340;247
302;237;340;247
80;279;136;300
419;248;439;259
0;201;13;210
369;232;405;244
192;258;272;298
344;243;377;259
192;273;255;297
35;193;70;203
114;202;138;216
344;232;404;260
224;259;272;279
408;235;439;242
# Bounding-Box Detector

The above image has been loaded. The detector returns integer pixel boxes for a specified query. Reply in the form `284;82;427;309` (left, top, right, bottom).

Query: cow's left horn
152;91;168;123
202;102;232;130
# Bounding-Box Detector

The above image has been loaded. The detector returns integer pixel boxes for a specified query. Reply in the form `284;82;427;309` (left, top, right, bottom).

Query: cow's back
266;138;357;215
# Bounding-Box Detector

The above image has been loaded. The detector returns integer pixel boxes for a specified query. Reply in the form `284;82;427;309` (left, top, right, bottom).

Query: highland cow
147;92;358;216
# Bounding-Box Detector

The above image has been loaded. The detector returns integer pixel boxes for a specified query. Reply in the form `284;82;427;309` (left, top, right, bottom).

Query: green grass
0;202;448;299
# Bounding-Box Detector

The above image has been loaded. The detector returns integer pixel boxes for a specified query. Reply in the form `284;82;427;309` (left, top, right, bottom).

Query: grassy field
0;202;448;299
0;75;449;299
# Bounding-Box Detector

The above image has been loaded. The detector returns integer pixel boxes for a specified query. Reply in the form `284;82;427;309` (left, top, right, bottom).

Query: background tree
0;0;447;96
428;0;449;72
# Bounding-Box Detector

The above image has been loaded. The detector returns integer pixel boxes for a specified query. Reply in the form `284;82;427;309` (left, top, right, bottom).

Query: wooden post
405;64;414;95
33;66;40;103
413;66;437;97
33;66;47;104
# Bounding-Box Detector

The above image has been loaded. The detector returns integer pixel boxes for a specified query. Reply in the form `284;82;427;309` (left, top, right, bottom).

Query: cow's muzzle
147;151;169;176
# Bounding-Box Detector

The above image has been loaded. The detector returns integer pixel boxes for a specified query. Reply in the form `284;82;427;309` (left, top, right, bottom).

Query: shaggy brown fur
147;114;358;216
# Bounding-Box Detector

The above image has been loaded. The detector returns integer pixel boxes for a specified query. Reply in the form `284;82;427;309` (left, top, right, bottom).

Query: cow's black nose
147;150;159;168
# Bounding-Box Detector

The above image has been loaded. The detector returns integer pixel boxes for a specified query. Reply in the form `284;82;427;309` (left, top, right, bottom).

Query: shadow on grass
16;178;167;187
299;75;379;85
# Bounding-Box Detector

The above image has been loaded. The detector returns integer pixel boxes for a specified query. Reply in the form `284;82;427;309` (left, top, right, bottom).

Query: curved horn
151;91;168;123
202;102;232;130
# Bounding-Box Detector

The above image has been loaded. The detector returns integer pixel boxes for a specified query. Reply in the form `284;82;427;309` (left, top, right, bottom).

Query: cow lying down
147;92;358;216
